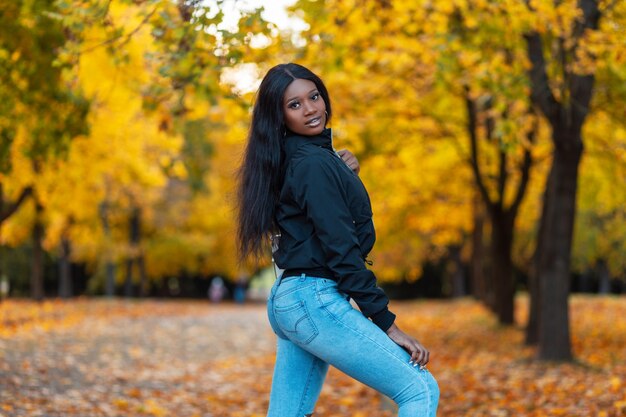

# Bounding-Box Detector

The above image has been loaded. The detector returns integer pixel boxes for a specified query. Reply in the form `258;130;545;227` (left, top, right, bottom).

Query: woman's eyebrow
284;88;319;104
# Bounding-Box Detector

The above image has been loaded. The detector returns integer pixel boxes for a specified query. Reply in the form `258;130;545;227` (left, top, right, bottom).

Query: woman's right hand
336;149;361;175
386;323;430;368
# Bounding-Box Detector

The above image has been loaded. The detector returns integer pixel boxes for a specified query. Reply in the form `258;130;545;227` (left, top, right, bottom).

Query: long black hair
237;63;332;261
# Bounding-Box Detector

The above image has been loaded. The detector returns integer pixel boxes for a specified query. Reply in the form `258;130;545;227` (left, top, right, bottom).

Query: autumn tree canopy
1;0;624;323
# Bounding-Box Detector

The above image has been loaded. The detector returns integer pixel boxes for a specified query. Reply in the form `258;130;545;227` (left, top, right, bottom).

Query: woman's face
283;78;327;136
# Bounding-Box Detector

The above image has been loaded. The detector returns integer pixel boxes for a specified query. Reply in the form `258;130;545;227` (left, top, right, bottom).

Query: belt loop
299;273;306;281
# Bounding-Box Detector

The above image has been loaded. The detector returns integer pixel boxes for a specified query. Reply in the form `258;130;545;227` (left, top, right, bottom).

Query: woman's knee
394;371;439;409
427;373;440;409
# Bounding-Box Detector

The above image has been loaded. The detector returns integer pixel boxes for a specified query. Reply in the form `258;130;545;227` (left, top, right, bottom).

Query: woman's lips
306;117;321;127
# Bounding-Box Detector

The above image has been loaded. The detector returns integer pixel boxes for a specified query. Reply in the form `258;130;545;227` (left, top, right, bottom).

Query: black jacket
274;128;396;331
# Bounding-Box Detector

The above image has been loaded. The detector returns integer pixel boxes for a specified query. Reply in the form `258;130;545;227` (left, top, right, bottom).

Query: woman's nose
303;101;316;115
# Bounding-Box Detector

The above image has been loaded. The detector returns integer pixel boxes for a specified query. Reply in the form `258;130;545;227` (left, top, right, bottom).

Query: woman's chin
293;126;325;136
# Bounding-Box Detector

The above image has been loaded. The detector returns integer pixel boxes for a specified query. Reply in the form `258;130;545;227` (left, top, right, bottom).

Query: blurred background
1;0;625;359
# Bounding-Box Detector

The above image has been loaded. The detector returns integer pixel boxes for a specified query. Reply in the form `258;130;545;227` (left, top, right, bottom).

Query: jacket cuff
370;308;396;332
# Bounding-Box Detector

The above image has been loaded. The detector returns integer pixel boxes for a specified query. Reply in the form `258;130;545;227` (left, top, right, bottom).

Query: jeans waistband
282;267;334;280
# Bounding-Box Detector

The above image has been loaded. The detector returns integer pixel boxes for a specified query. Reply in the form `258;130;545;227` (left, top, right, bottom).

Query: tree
2;0;279;294
0;0;89;299
289;1;544;321
427;2;541;324
289;0;476;283
288;1;626;341
525;0;600;361
466;95;536;323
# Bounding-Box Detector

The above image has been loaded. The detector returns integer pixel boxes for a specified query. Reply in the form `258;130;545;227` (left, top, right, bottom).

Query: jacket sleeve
292;155;396;331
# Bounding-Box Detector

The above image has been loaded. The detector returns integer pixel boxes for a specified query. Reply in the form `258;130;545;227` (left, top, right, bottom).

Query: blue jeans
266;274;439;417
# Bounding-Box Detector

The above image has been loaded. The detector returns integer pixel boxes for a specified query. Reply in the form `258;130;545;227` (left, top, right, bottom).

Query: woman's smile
283;78;327;136
306;116;322;127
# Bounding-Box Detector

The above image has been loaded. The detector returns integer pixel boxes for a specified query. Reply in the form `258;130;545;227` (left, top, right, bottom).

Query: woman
237;63;439;417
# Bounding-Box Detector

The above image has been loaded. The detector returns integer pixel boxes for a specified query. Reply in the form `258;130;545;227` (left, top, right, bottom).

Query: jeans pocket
317;281;349;307
267;297;288;340
274;300;319;345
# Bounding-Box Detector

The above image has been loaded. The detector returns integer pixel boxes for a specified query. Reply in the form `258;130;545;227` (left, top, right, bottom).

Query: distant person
0;275;9;300
237;63;439;416
208;276;226;303
233;275;248;304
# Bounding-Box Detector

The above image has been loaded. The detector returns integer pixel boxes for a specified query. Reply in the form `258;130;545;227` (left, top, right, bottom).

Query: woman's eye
311;93;320;100
288;102;300;109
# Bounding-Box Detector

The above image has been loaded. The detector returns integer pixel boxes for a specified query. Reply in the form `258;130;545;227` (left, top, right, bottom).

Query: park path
3;297;624;416
0;302;277;417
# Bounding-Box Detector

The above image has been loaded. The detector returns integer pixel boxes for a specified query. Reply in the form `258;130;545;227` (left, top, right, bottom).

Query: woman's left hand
337;149;360;175
385;323;430;368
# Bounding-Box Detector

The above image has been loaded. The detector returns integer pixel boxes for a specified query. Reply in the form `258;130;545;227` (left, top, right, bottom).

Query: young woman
237;63;439;417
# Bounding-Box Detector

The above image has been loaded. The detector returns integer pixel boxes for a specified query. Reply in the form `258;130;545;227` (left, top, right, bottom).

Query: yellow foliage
3;0;625;289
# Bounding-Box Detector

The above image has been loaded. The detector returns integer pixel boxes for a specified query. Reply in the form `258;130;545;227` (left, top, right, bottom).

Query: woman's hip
267;275;353;340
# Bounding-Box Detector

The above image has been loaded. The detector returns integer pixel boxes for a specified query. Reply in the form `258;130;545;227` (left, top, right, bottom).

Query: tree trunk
526;166;554;345
465;91;533;325
537;141;582;361
0;183;33;303
105;262;116;297
124;258;134;297
0;246;7;302
596;259;611;294
470;197;487;302
99;201;116;297
0;189;4;304
482;250;496;313
31;200;44;301
525;0;599;361
579;267;594;293
491;211;515;325
135;208;147;297
525;268;540;345
138;254;147;298
58;236;72;298
124;206;142;298
448;245;466;298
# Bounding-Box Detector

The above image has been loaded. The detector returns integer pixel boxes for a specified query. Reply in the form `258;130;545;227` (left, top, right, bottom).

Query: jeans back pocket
274;300;319;345
316;280;349;307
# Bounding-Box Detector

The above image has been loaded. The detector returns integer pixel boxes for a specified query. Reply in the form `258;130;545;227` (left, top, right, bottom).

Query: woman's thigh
267;337;329;417
267;276;329;417
306;279;438;412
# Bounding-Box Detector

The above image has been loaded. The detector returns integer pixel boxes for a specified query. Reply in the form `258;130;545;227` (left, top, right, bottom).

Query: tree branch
497;148;508;211
510;118;536;217
487;104;507;210
80;6;158;54
524;32;560;124
569;0;601;131
465;89;495;215
0;186;33;223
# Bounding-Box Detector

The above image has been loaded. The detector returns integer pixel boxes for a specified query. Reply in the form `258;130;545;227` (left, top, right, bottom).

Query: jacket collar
284;128;333;159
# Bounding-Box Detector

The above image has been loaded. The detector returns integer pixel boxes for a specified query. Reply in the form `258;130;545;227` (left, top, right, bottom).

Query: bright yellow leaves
30;1;275;282
575;1;626;74
3;0;626;289
528;0;582;37
573;110;626;276
285;0;626;285
36;4;184;274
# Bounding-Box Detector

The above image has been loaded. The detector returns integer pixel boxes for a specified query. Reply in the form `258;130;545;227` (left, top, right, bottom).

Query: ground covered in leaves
0;295;624;417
